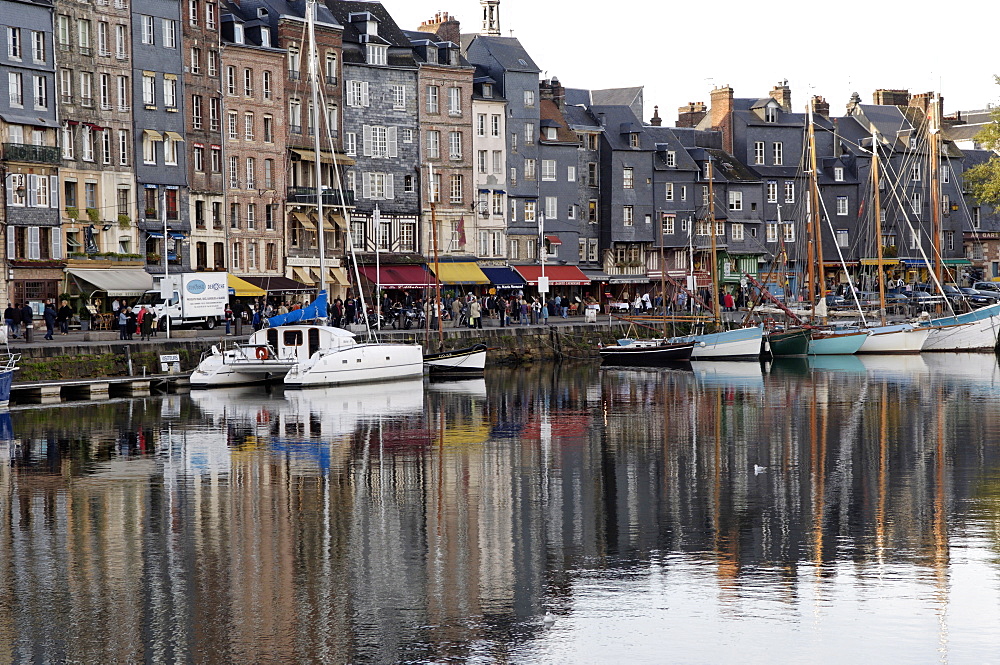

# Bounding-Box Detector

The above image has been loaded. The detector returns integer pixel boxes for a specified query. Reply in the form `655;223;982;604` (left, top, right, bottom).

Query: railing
287;187;355;207
289;124;301;134
325;75;337;85
288;70;300;81
3;143;61;164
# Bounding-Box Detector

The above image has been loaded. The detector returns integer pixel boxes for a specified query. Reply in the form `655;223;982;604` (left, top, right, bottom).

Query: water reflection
1;356;1000;662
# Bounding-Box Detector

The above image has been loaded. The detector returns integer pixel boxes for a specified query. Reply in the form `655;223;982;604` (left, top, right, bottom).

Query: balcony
3;143;61;165
287;187;355;207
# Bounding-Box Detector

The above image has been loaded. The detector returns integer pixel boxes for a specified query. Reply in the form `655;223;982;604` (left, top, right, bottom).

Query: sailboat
422;164;488;376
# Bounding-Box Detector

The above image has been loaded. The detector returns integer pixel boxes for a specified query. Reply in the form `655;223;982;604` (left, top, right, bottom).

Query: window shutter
51;227;62;259
27;174;38;207
387;126;397;158
6;227;14;259
49;175;58;208
362;125;372;157
385;174;394;200
28;226;40;259
4;174;12;204
362;172;372;199
361;81;369;107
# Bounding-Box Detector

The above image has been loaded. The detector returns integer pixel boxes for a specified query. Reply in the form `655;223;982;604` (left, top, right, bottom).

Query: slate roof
696;148;760;183
591;87;643;121
644;126;701;172
562;104;601;132
564;88;592;107
326;0;417;67
461;35;541;74
589;105;654;151
539;100;578;144
242;0;340;28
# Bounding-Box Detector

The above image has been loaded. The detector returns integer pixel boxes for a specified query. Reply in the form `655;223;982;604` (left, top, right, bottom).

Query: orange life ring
255;346;269;360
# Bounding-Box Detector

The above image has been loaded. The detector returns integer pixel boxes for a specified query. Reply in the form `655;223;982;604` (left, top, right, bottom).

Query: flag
457;217;466;245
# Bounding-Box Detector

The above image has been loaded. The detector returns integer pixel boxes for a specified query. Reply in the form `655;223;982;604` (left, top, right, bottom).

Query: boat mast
659;211;666;336
871;127;888;326
807;102;826;323
307;0;325;304
429;164;443;348
707;157;721;322
928;94;943;286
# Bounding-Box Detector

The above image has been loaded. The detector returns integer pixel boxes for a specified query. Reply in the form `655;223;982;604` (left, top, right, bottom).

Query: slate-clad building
469;64;507;264
132;0;189;275
1;0;61;302
536;79;581;265
562;100;602;274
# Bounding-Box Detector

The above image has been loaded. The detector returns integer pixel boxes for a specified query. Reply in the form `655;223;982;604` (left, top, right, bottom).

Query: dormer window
367;44;387;66
482;83;493;98
261;28;271;48
629;133;639;148
366;20;378;36
765;106;777;122
233;23;244;44
834;166;844;181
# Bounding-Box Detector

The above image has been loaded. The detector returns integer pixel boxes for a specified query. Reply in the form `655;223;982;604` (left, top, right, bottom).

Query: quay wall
11;325;627;382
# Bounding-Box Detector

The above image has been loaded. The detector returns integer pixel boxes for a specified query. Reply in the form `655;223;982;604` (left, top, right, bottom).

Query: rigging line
816;187;867;324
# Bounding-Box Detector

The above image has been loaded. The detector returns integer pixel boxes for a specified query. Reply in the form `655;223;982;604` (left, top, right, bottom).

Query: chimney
845;91;862;115
811;95;830;118
770;80;792;112
540;78;565;107
873;89;910;106
418;10;461;45
649;105;662;126
709;86;734;152
676;101;706;128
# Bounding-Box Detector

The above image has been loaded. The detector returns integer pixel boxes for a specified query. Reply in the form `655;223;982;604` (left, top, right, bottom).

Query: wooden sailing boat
422;164;488;375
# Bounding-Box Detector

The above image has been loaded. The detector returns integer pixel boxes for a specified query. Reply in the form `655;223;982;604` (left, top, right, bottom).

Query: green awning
942;258;972;265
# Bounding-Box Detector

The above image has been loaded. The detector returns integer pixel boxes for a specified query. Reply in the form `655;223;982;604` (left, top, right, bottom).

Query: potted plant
78;303;92;331
118;213;131;229
146;252;161;263
66;206;80;220
145;207;157;218
86;207;100;222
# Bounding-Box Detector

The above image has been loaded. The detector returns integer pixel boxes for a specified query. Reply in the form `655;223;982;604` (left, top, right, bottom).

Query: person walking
4;303;15;339
10;303;22;339
118;307;128;340
469;296;483;329
20;302;32;342
57;300;73;335
452;297;463;328
42;300;56;340
140;306;154;341
125;307;137;340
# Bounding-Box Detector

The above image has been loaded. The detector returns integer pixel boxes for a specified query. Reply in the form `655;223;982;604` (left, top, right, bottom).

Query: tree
963;76;1000;206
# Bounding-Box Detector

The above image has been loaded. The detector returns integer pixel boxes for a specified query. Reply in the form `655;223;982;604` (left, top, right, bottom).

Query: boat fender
256;346;270;360
211;344;219;355
699;341;707;347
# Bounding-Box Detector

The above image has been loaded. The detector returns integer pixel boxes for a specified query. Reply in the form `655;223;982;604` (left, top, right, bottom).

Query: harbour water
3;355;1000;663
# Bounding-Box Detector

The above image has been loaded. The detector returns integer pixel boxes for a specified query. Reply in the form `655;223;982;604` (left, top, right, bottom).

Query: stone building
469;65;507;265
1;0;61;303
184;0;224;271
218;3;287;280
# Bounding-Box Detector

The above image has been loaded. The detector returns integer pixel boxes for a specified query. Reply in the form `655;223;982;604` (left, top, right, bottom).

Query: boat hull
424;344;488;375
0;368;13;407
921;304;1000;351
600;341;695;366
284;344;425;387
857;325;930;354
191;351;294;388
766;328;810;357
687;326;764;360
808;330;869;355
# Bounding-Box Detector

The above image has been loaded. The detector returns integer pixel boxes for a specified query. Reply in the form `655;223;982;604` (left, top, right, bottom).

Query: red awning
357;264;434;289
513;265;591;286
544;235;562;245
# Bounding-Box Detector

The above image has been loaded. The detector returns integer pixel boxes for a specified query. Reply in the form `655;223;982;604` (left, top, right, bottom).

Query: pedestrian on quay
520;298;529;325
224;304;233;335
118;307;128;340
20;302;32;342
125;307;137;340
57;299;72;335
42;300;56;340
468;296;483;329
4;303;15;339
9;303;21;339
452;297;463;328
140;306;154;341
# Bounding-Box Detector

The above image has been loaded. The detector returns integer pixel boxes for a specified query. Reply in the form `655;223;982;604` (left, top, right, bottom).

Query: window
510;132;517;153
164;137;177;165
225;66;236;95
524;159;536;180
243;68;253;96
344;131;357;156
666;151;676;167
696;221;710;236
162;19;175;48
244;112;254;140
493;150;502;174
728;190;742;211
59;69;72;104
834;166;844;182
207;50;218;77
941;165;950;184
263;159;274;188
911;163;921;181
263;115;273;143
115;24;127;59
666;183;674;201
623;206;633;226
477;114;486;137
288;98;301;132
193;145;204;171
116;75;129;111
324;52;337;84
681;186;687;201
57;17;70;49
228;156;238;187
715;221;725;236
588;200;598;223
189;0;199;25
450;174;463;204
836;229;849;247
190;47;201;74
568;204;576;220
32;30;46;62
836;196;848;215
366;44;387;65
629;133;639;148
623;167;634;189
767;181;777;203
509;167;516;186
772;142;783;166
163;77;177;108
191;95;203;129
346;80;369;107
391;84;405;109
478;150;488;174
247;204;255;230
141;15;154;44
524;122;534;143
448;87;461;115
209;97;221;131
784;181;795;203
910;191;922;215
142;131;156;164
545;196;557;219
663;214;675;235
541;159;556;181
142;73;155;106
426;85;439;113
910;228;921;250
585;163;598;188
78;19;91;54
227;112;237;139
33;75;47;109
783;222;795;242
206;2;217;29
945;230;954;251
766;222;778;242
754;141;765;165
262;70;271;99
973;207;981;229
765;106;777;122
7;26;21;59
491;114;500;137
524;200;536;222
210;147;221;173
449;132;462;160
731;223;744;241
567;165;576;182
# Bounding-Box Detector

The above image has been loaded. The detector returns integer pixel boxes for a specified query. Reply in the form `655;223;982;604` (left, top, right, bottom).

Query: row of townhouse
2;0;998;310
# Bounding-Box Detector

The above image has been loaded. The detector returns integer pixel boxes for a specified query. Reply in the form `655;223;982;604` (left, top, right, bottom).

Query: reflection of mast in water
875;382;888;564
932;389;950;656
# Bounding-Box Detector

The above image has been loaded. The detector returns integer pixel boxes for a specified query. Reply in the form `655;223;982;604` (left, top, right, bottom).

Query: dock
11;374;190;404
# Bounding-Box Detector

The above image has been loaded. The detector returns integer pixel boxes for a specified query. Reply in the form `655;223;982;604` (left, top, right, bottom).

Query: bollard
235;317;243;336
24;324;33;343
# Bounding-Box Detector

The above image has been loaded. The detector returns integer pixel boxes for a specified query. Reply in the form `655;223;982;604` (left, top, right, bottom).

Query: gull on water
754;464;767;475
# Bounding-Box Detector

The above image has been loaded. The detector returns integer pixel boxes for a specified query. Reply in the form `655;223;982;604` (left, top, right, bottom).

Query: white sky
383;0;1000;122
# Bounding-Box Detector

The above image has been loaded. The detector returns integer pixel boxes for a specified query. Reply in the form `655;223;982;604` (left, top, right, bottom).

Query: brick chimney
676;101;706;128
873;89;910;106
709;86;734;152
770;80;792;112
540;77;565;108
811;95;830;118
649;105;662;126
417;11;461;45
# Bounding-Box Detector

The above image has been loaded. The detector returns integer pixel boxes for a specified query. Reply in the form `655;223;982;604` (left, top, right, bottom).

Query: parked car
973;281;1000;294
911;283;963;307
907;291;946;310
959;287;1000;307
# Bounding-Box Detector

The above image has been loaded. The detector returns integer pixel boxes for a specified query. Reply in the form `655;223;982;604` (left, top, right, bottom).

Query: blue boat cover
267;290;328;327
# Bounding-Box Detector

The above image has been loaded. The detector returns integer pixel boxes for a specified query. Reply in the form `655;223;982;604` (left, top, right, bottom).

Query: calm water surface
3;355;1000;664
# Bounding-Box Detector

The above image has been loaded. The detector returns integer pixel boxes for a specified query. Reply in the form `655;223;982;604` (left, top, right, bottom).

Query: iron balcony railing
287;187;355;207
3;143;61;164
